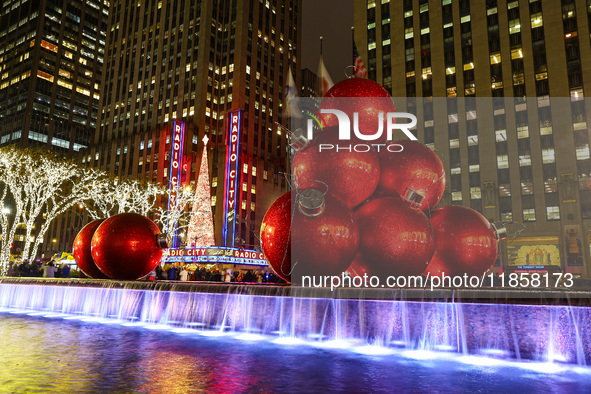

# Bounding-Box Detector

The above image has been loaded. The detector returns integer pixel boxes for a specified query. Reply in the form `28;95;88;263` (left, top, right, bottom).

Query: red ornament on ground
320;78;396;143
355;197;434;276
378;140;446;213
291;188;359;279
292;127;380;209
91;213;169;280
72;219;110;279
424;206;500;277
260;191;292;282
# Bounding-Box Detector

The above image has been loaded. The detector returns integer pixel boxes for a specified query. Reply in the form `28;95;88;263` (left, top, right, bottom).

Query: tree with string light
0;147;98;272
186;135;216;247
83;175;162;220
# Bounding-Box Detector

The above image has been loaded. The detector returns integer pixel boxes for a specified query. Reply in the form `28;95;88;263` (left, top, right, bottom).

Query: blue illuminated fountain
0;279;590;367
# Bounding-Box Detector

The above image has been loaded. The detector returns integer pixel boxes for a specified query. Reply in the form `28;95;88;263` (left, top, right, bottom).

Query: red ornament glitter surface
91;213;164;280
319;78;395;143
378;140;446;213
354;197;434;276
292;128;380;209
291;192;359;278
260;191;292;282
72;219;110;279
425;206;499;277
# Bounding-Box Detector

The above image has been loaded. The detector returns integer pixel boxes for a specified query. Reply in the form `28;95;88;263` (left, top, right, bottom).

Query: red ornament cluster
260;78;504;284
73;212;169;280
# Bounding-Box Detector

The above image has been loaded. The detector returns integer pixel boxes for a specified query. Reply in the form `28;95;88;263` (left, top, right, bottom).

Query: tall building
0;0;108;155
301;67;318;97
354;0;591;276
75;0;301;251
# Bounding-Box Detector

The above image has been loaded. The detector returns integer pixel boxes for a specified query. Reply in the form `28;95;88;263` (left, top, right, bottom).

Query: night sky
301;0;354;84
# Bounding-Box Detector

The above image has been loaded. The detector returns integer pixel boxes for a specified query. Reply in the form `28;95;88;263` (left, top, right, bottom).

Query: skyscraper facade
354;0;591;276
0;0;108;155
79;0;300;250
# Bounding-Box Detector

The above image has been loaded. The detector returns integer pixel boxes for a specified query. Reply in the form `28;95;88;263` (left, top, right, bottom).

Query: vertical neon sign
167;120;185;248
223;110;241;247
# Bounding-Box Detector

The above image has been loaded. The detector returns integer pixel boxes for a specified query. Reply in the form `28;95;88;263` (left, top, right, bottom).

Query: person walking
42;262;57;278
180;267;189;281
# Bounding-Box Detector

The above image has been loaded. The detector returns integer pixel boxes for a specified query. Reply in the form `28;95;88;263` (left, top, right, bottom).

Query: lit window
511;48;523;59
509;19;521;34
452;192;462;201
531;13;543;28
517;126;529;139
57;79;73;89
242;182;247;192
546;206;560;220
497;155;509;169
404;28;413;39
501;212;513;222
36;70;54;82
495;130;507;142
212;177;218;187
470;187;481;199
521;181;533;195
519;154;531;167
523;208;536;222
576;145;590;160
542;148;555;164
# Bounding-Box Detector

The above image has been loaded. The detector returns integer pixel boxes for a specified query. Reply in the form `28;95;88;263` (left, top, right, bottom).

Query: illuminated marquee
167;120;185;247
164;247;268;266
223;110;241;247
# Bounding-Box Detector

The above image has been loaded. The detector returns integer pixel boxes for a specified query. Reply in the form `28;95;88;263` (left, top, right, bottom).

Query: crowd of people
6;260;77;278
150;263;285;284
5;259;285;284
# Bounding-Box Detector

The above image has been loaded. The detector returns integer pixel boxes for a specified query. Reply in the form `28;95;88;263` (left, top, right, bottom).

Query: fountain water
0;279;589;366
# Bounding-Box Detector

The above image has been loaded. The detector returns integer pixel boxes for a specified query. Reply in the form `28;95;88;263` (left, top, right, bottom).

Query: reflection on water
1;314;591;393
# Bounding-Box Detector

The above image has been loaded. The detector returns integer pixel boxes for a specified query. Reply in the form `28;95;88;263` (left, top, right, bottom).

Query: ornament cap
297;188;326;217
156;233;172;249
289;128;310;151
491;222;508;241
402;188;425;209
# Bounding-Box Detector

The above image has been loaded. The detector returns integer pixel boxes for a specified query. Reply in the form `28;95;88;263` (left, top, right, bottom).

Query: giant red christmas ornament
355;197;434;276
72;219;110;279
424;206;503;277
260;191;292;282
91;213;169;280
291;188;359;279
320;78;396;143
378;140;446;213
292;127;380;209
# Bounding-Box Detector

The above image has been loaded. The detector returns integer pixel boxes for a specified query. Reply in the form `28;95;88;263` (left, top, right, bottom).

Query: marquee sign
223;110;242;247
167;120;185;247
164;247;268;266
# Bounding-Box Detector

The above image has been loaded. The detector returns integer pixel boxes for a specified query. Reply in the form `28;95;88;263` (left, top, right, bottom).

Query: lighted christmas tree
186;135;216;247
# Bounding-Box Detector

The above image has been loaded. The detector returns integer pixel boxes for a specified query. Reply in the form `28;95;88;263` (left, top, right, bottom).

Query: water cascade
0;279;589;366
